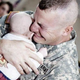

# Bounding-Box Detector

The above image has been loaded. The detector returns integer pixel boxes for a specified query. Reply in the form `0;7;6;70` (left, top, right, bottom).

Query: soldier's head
10;12;33;38
30;0;78;45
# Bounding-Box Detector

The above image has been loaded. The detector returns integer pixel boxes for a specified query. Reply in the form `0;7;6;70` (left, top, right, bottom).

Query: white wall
13;0;40;11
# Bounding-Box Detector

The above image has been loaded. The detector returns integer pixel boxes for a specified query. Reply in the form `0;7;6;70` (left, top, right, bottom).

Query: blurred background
1;0;80;61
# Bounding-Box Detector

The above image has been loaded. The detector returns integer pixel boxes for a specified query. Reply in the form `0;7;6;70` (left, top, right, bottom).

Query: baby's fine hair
10;12;32;35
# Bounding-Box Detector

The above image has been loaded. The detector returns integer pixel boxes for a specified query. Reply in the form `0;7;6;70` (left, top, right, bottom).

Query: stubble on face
31;7;64;45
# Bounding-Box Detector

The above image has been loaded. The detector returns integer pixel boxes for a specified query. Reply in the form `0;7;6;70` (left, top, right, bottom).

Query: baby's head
10;12;32;37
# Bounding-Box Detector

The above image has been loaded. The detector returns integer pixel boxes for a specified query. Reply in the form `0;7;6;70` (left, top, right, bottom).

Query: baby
0;12;47;80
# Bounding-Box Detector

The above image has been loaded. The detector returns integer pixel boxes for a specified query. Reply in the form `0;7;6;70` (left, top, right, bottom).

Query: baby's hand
0;54;7;67
39;48;47;57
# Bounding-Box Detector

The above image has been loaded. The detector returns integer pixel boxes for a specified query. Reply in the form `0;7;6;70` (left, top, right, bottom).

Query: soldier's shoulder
25;11;33;15
0;15;7;24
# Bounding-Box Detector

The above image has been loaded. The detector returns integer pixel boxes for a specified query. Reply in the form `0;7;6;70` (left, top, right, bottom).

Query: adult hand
0;39;42;74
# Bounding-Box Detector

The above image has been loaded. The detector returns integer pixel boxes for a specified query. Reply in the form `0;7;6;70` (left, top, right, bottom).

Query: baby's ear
5;11;19;24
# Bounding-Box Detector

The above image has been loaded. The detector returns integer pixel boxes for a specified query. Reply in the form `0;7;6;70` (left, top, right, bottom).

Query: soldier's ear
62;26;73;36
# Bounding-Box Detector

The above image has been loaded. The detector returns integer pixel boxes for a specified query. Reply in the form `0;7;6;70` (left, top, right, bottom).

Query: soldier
0;0;79;80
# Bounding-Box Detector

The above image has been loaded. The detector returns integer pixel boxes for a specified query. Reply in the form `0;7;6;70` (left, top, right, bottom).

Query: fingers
13;63;24;75
12;58;30;75
1;40;41;75
29;50;43;64
24;42;36;51
13;59;39;75
21;62;30;74
24;58;39;75
19;54;39;75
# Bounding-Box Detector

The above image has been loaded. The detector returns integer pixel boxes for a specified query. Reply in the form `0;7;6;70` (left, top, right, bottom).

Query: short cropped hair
39;0;78;27
39;0;73;10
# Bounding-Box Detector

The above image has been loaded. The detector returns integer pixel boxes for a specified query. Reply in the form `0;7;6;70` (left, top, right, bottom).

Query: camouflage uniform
20;30;79;80
0;12;79;80
0;16;8;38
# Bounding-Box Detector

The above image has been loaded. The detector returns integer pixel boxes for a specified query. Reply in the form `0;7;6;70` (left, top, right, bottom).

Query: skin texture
10;13;32;36
0;0;78;75
31;7;71;45
0;39;42;74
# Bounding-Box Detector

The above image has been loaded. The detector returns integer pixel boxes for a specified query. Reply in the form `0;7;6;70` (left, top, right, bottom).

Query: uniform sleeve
0;15;8;38
44;71;78;80
20;64;79;80
42;57;79;80
20;52;79;80
35;64;79;80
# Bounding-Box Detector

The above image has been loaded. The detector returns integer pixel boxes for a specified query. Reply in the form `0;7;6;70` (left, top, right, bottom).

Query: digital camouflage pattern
0;11;79;80
0;16;8;38
20;11;79;80
20;30;79;80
